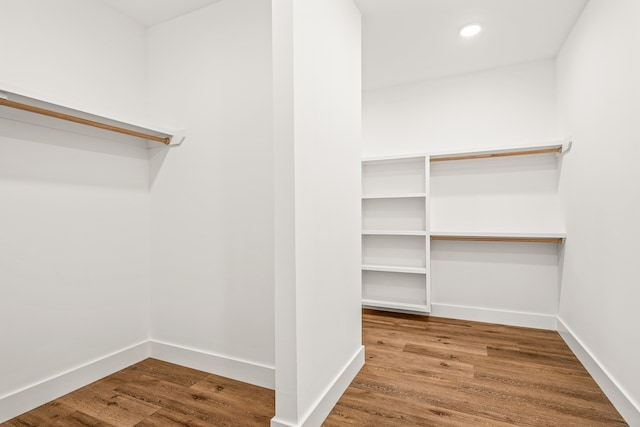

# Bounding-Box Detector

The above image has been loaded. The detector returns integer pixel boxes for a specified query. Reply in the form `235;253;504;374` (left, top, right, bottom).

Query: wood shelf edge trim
0;97;171;145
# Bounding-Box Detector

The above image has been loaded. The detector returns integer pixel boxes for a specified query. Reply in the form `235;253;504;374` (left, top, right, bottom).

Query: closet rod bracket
560;137;573;155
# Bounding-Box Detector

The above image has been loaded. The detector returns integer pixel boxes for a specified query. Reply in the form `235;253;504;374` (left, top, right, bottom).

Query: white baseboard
149;340;275;390
430;303;557;330
271;345;365;427
0;341;149;424
557;318;640;426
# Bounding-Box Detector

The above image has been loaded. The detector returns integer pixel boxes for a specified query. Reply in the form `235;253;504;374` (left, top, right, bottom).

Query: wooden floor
2;358;275;427
325;310;627;426
3;310;627;426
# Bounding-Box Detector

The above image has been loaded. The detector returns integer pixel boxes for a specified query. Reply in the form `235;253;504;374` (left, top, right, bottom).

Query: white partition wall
272;0;364;425
147;0;276;387
556;0;640;422
0;1;151;421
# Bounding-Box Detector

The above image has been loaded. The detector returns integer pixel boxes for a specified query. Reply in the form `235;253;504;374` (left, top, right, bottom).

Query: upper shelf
0;84;185;148
362;193;426;199
430;230;565;243
429;143;568;162
362;140;572;164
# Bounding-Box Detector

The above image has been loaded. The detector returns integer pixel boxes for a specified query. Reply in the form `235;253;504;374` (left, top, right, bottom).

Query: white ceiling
100;0;222;27
354;0;588;90
98;0;588;91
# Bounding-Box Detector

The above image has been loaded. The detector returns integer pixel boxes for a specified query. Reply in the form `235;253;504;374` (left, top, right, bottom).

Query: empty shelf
362;193;426;199
362;299;429;313
362;230;427;236
362;265;427;274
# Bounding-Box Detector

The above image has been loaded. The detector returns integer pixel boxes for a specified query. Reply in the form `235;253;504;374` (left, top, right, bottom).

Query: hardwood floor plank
133;408;225;427
365;344;476;381
190;374;275;419
3;402;76;427
51;411;116;427
115;374;270;426
458;377;628;426
473;359;605;395
123;359;209;387
58;386;160;427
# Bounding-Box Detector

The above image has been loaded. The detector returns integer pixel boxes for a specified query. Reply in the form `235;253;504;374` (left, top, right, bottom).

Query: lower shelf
362;270;429;314
362;299;429;313
362;264;427;274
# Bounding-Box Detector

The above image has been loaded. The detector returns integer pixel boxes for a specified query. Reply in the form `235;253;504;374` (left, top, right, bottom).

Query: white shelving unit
0;84;185;148
361;140;570;315
361;155;430;313
430;141;568;244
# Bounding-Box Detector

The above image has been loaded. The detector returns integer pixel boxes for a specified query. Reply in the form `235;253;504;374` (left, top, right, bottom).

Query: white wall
363;60;559;157
556;0;640;422
272;0;363;425
146;0;275;386
0;0;150;420
363;60;563;328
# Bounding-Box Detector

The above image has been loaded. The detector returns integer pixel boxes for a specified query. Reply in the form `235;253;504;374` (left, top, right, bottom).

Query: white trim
430;303;557;330
149;340;275;390
557;318;640;426
271;346;365;427
0;341;149;423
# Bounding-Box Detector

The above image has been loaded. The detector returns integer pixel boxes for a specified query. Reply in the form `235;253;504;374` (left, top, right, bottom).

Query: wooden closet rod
431;236;564;243
0;98;171;145
430;146;562;162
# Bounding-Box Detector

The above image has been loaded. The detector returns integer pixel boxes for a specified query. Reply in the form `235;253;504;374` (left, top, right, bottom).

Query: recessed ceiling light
460;24;482;38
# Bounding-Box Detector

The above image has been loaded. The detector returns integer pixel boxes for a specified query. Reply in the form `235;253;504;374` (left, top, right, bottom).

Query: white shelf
362;193;426;199
429;140;570;160
361;299;429;313
362;154;426;163
362;230;427;236
362;140;572;164
0;83;185;148
430;230;566;239
362;265;427;274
